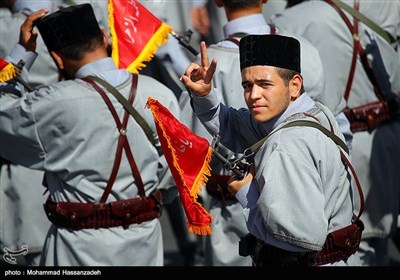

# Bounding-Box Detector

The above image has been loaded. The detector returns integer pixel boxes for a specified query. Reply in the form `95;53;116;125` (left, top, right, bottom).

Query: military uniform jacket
270;0;400;241
0;50;179;265
178;13;328;266
191;89;361;265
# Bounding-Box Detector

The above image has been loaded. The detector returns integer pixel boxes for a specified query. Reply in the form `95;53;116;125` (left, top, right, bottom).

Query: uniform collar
223;14;269;38
75;57;130;87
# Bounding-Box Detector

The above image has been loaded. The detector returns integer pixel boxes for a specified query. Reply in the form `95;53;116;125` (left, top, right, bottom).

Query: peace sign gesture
180;41;217;97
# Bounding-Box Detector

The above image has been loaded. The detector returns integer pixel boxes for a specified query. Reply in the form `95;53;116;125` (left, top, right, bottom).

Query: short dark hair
276;68;305;94
57;36;104;60
222;0;260;11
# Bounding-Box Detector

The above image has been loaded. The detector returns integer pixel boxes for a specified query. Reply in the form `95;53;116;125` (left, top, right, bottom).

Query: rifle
211;134;250;180
170;29;199;56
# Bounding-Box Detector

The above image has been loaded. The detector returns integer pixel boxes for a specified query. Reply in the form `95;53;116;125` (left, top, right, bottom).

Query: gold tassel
188;224;212;236
190;147;212;199
0;63;17;83
127;23;172;74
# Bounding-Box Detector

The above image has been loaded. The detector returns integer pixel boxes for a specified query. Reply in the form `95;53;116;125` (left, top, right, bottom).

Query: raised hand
180;41;217;97
19;8;48;52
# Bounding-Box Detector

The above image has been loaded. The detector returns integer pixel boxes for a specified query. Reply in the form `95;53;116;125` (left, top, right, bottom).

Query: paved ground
160;200;205;266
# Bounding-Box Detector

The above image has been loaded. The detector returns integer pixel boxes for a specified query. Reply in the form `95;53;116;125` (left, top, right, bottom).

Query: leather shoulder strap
246;119;363;221
85;75;156;147
247;120;349;156
82;76;148;201
325;0;387;103
327;0;392;44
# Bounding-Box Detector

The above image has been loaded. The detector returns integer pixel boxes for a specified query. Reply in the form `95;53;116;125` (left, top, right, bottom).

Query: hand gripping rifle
211;134;250;181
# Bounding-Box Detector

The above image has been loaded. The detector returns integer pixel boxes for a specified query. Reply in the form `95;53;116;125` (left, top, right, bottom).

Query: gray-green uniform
0;41;179;265
0;2;55;266
179;12;335;266
190;87;362;266
270;0;400;266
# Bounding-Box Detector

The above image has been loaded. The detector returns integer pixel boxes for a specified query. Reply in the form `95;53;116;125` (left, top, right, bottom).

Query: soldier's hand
227;164;255;195
180;41;216;97
190;6;210;37
19;8;48;52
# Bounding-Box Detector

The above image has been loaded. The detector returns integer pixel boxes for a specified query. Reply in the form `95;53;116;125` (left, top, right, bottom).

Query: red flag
0;58;17;83
147;97;213;235
108;0;172;73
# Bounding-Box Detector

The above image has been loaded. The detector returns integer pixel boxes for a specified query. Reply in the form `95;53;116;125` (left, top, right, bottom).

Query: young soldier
180;35;362;266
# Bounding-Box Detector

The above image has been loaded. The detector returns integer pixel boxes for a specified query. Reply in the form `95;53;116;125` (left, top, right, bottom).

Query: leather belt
239;234;315;267
44;189;162;230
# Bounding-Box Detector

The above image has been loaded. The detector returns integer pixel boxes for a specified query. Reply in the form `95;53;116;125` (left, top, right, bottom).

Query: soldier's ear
50;51;64;70
101;29;109;48
289;74;302;100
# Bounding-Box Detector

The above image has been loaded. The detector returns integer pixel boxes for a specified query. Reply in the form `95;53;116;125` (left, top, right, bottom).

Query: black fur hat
37;3;101;52
239;34;301;73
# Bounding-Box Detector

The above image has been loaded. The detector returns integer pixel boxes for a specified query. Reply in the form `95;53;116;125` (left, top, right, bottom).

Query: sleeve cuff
9;43;38;71
190;88;220;115
235;182;251;208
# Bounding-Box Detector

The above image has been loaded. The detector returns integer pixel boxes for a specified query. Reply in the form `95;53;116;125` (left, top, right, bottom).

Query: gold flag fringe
108;1;172;74
188;221;213;235
0;63;17;83
126;23;172;74
190;147;212;199
108;1;119;68
147;98;213;235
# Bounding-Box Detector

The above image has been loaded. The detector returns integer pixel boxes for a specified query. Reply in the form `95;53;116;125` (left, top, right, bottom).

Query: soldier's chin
251;112;267;123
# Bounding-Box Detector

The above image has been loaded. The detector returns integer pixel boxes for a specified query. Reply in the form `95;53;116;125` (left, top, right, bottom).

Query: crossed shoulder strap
84;75;156;147
81;75;148;202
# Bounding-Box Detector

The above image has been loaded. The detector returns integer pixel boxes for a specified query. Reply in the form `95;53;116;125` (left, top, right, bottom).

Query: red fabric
0;58;17;83
147;97;213;235
0;58;9;70
108;0;171;72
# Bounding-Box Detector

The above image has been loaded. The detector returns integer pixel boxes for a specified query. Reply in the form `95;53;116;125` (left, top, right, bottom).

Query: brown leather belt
239;219;364;266
343;100;397;132
44;189;162;230
205;174;236;202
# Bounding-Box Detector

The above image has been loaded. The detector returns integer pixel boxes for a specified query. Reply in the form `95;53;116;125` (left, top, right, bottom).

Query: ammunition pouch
343;101;398;132
314;219;364;265
44;189;162;230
